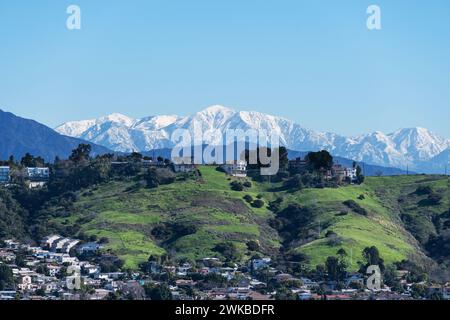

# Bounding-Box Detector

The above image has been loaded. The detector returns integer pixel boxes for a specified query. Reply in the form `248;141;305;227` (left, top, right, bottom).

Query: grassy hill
48;166;280;269
43;166;449;271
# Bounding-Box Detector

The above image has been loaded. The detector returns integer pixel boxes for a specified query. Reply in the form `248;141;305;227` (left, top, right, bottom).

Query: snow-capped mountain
55;105;450;173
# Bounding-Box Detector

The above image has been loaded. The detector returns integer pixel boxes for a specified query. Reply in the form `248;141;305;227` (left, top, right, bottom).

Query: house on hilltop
331;164;357;183
172;156;196;173
26;167;50;188
221;160;247;177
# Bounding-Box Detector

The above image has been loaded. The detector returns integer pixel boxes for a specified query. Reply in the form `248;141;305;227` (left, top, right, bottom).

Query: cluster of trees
0;264;14;290
343;200;368;216
269;204;315;246
151;222;198;244
230;180;252;191
0;189;28;239
242;193;265;208
0;144;179;242
213;242;241;262
145;168;175;189
313;246;385;289
284;151;365;191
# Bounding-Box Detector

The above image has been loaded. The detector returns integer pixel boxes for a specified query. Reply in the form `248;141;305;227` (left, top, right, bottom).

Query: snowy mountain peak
389;127;449;161
100;113;135;126
55;106;450;173
200;105;235;114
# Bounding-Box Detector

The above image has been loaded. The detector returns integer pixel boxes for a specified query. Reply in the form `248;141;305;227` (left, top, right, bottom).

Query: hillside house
0;166;10;184
142;158;167;167
77;242;103;255
222;160;247;177
4;239;20;249
26;167;50;188
331;165;357;182
172;157;196;173
345;274;364;287
41;235;61;249
42;235;79;254
17;275;33;291
250;257;271;271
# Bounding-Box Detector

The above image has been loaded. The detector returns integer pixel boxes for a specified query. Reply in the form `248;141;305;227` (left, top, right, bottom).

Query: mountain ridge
55;105;450;173
0;109;112;162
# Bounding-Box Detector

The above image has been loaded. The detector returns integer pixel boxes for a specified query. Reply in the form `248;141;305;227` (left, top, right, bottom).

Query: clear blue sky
1;0;449;137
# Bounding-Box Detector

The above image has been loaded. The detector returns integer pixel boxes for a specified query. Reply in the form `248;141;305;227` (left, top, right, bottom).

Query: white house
41;235;61;249
27;167;50;180
344;167;358;181
27;167;50;188
61;239;80;254
222;160;247;177
331;165;358;182
251;257;271;271
17;275;33;291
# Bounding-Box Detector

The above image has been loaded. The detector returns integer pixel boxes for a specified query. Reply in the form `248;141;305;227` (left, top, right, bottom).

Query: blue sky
1;0;450;137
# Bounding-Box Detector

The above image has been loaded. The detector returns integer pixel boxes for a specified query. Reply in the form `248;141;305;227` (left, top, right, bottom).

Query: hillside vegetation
40;166;280;269
32;165;449;271
1;144;448;274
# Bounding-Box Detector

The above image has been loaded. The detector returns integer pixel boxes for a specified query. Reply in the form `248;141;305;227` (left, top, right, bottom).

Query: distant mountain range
56;105;450;174
0;110;111;162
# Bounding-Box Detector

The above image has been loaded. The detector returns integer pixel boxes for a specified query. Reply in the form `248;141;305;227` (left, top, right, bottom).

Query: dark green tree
69;144;92;163
0;265;14;290
325;256;347;282
362;246;385;272
144;283;172;300
306;150;333;171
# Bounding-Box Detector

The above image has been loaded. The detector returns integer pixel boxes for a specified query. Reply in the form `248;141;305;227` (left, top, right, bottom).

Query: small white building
17;275;33;291
27;167;50;188
251;257;271;271
331;165;358;182
222;160;247;178
27;167;49;180
42;235;80;254
41;235;61;249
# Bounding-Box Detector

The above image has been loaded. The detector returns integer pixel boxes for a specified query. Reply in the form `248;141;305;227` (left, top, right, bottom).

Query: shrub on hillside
243;181;252;188
415;185;433;196
283;174;304;190
343;200;368;216
230;181;244;191
246;240;260;251
145;168;175;189
252;199;265;208
214;242;240;261
419;193;443;206
269;204;314;244
335;210;348;217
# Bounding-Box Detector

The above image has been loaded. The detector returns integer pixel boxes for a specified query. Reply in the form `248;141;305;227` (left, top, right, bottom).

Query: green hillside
41;165;449;271
48;166;280;269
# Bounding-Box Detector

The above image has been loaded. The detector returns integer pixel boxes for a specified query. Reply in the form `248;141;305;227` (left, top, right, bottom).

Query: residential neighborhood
2;237;449;301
